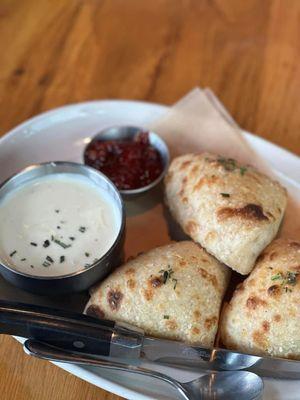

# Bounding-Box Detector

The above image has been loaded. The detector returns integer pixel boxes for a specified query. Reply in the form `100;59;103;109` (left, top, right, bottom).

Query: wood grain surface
0;1;299;400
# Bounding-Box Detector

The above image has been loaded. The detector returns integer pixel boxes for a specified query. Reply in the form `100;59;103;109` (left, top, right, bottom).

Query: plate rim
2;99;299;400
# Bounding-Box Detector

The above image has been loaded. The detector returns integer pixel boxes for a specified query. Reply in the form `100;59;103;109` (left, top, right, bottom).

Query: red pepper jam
84;132;164;190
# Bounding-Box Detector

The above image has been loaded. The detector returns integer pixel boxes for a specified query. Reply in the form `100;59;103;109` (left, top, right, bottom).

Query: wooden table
0;1;299;399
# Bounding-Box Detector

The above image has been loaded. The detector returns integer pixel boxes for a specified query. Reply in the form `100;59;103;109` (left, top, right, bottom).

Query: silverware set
3;300;300;399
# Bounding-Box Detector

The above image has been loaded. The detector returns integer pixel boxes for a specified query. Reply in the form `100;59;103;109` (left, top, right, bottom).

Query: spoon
24;339;263;400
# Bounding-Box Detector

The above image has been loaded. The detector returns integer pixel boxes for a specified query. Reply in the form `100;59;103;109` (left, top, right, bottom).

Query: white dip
0;173;121;276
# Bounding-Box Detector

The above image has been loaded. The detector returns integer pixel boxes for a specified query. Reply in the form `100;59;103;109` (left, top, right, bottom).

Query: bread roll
164;153;287;274
85;241;230;346
220;239;300;360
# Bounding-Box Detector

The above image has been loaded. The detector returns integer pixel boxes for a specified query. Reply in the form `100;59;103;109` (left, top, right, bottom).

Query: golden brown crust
164;152;287;275
85;241;230;346
220;238;300;360
217;204;269;222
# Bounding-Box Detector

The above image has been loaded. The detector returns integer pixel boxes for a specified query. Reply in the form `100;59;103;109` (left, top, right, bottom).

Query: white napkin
149;87;300;239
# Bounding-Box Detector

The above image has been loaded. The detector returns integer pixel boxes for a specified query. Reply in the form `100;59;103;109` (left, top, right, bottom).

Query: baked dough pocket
164;152;287;275
85;241;230;347
220;238;300;360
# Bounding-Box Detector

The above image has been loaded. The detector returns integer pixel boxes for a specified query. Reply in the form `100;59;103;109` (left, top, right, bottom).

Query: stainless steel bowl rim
0;161;126;281
83;125;170;195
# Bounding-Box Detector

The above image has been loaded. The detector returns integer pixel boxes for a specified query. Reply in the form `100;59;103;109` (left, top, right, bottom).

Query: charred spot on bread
150;276;163;288
204;316;218;330
127;278;136;289
107;289;123;311
193;310;201;320
192;326;200;335
185;220;198;235
217;204;269;222
267;284;281;297
262;321;270;332
85;305;106;319
246;296;267;309
252;330;268;349
273;314;281;322
193;175;219;192
143;288;153;301
198;268;218;289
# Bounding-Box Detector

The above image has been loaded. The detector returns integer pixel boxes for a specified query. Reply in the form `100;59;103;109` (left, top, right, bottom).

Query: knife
0;300;299;379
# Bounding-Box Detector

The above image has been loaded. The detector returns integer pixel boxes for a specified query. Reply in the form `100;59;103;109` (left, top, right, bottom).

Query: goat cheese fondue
0;173;121;276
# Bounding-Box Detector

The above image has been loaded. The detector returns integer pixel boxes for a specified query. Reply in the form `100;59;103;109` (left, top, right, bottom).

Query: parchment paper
125;87;299;260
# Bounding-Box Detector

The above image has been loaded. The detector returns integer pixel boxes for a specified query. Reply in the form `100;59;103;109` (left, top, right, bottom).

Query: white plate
1;100;300;400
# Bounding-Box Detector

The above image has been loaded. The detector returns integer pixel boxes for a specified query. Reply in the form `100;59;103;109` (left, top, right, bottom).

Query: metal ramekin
83;126;170;199
0;162;125;295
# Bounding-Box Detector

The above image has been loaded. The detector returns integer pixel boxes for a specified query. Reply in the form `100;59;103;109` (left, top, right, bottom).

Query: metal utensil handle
24;339;190;400
0;300;116;356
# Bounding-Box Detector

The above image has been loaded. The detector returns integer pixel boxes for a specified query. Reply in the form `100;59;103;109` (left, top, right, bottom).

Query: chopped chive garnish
271;273;282;281
217;157;237;171
240;166;247;176
42;261;51;267
43;240;50;248
220;193;230;197
30;242;38;247
79;226;86;233
159;267;174;284
30;265;34;268
21;258;26;261
69;236;75;241
52;237;71;249
55;209;60;213
85;252;90;257
270;271;298;291
172;278;178;290
57;226;61;229
46;255;54;263
163;315;169;319
60;255;65;263
217;156;247;176
159;266;178;289
9;250;17;257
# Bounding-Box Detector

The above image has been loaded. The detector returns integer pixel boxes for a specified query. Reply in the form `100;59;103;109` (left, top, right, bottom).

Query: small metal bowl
0;161;125;295
83;126;170;200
